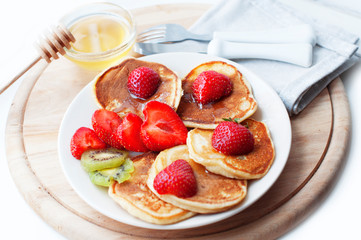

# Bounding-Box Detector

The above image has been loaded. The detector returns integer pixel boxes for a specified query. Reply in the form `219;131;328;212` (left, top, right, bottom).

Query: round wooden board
5;4;350;240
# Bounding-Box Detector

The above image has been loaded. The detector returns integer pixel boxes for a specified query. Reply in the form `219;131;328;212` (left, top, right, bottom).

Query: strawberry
141;101;188;152
128;67;160;99
153;159;197;198
70;127;107;159
212;120;254;155
91;109;123;149
117;113;149;152
192;70;232;105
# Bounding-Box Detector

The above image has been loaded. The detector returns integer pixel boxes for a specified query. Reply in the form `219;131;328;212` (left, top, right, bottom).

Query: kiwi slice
81;148;128;172
88;158;134;187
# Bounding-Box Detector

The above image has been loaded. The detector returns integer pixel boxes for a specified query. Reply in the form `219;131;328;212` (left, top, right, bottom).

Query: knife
135;40;313;67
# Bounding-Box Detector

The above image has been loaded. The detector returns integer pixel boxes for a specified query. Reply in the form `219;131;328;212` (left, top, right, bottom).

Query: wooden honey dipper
0;25;75;94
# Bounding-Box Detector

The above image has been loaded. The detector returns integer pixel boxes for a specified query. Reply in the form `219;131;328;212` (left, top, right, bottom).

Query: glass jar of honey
61;2;136;70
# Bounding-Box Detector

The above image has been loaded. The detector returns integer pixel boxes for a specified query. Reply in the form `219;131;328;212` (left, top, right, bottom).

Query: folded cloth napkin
189;0;359;115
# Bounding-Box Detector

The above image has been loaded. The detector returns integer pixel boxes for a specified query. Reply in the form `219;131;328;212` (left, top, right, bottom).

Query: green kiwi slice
88;158;134;187
81;148;128;172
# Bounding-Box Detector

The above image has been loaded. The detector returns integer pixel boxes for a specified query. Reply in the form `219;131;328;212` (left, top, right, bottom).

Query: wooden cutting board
5;4;350;239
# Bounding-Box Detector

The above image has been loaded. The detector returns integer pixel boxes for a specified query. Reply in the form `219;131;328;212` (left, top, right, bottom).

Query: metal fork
137;24;212;43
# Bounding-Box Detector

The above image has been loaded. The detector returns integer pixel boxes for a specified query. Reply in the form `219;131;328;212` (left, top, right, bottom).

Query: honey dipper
0;25;75;94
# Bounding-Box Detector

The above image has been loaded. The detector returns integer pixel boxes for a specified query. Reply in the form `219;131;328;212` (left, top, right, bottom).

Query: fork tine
137;29;165;38
137;31;166;42
137;23;212;44
137;34;166;43
138;24;166;35
136;25;167;42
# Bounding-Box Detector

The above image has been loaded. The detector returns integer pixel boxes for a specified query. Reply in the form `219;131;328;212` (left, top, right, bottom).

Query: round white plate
58;52;292;230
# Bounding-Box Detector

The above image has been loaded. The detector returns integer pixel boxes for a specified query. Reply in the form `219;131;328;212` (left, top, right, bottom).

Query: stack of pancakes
94;58;275;224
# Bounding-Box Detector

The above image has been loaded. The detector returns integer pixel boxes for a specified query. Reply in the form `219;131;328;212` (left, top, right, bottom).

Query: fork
137;24;212;43
137;24;316;46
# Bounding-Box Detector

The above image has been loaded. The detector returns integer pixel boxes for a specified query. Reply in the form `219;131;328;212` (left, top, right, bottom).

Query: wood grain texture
5;4;350;239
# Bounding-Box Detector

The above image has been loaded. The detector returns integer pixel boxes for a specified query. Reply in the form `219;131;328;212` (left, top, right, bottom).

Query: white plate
58;52;292;230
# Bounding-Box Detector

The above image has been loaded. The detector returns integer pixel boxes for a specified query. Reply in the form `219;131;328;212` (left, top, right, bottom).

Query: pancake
108;152;195;225
94;58;182;118
147;145;247;213
177;61;257;129
187;119;275;179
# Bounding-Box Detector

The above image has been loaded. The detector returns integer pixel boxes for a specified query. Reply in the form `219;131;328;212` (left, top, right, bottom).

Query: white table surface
1;0;360;239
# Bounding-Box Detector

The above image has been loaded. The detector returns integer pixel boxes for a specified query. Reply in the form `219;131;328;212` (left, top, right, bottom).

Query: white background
1;0;361;239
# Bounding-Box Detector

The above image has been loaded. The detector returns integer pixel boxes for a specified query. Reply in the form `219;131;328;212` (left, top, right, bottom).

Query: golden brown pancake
94;58;182;118
177;61;257;129
187;119;275;179
108;152;195;225
147;145;247;213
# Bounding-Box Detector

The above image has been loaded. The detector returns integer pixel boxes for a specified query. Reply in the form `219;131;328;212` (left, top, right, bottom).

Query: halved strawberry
91;109;123;149
192;70;232;105
117;113;149;152
70;127;107;159
141;101;188;152
153;159;197;198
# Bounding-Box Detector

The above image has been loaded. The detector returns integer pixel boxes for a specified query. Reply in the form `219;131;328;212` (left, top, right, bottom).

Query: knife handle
207;39;313;67
213;24;316;46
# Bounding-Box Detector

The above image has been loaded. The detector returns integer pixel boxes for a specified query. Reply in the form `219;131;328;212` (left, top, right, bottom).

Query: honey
70;16;128;54
61;3;136;71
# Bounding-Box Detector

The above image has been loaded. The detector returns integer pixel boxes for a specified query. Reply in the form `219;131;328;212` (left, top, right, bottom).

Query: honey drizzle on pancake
177;61;257;128
94;58;180;118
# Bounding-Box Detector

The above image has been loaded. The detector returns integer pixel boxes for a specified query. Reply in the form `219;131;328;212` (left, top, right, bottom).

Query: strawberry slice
70;127;107;159
91;109;123;149
117;113;149;152
192;70;232;105
141;101;188;152
153;159;197;198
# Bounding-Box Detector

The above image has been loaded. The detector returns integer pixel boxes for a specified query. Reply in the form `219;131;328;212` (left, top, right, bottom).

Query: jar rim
61;2;136;61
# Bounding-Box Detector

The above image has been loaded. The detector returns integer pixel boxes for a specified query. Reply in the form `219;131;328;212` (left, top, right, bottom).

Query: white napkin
189;0;359;115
